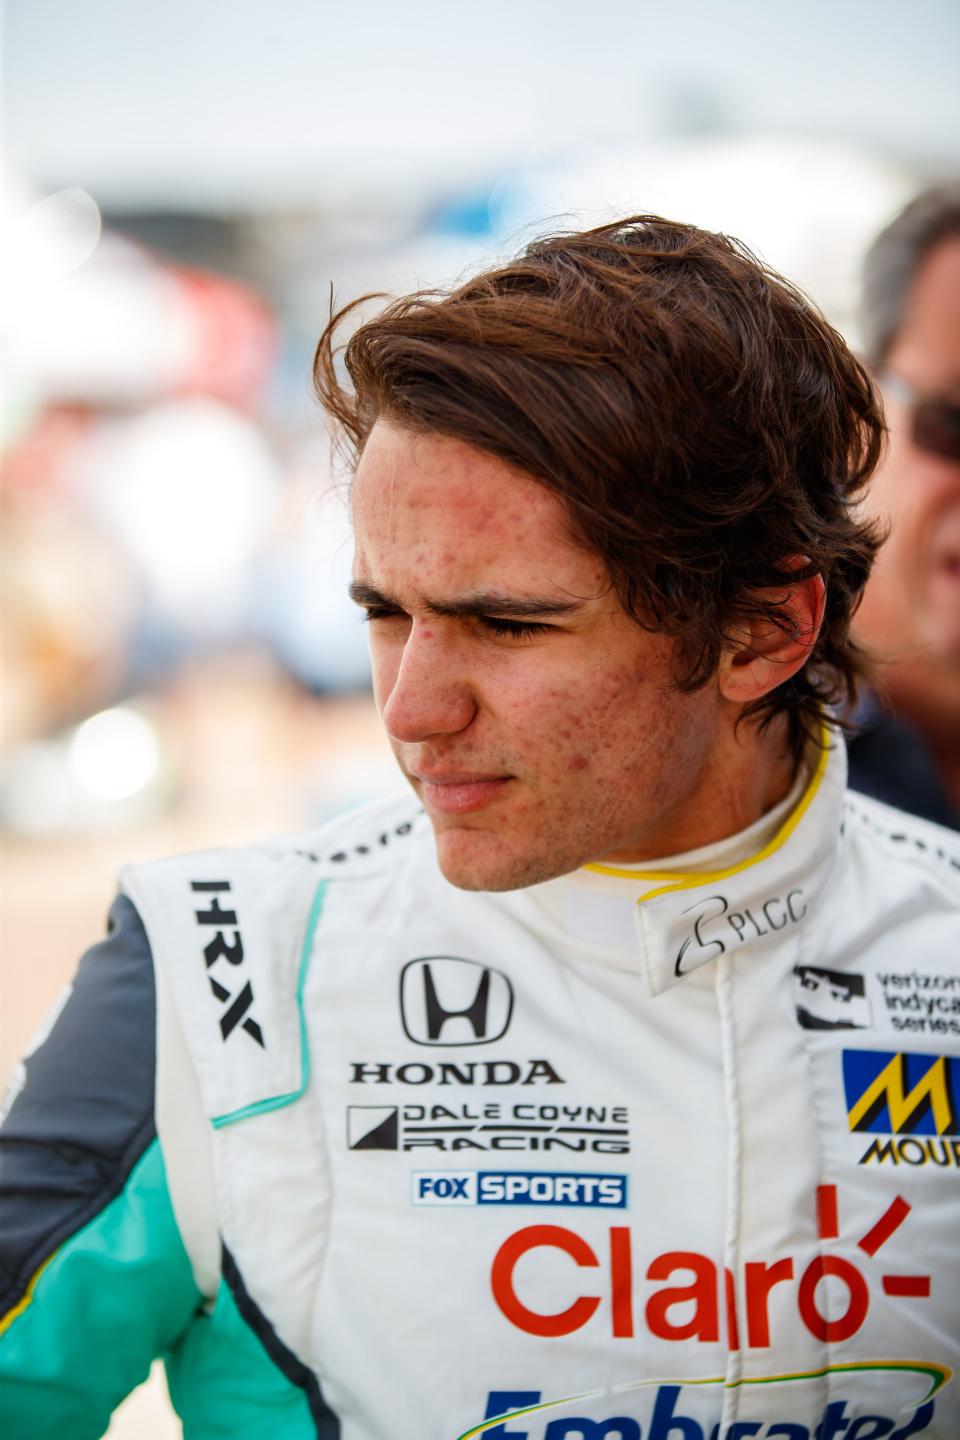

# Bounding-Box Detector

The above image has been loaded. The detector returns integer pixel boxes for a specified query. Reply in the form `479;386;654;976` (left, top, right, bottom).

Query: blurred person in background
1;217;958;1440
848;183;960;828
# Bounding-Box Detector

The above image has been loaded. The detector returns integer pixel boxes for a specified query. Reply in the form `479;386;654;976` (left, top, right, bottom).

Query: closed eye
359;606;550;640
478;617;551;640
358;607;552;636
359;605;404;622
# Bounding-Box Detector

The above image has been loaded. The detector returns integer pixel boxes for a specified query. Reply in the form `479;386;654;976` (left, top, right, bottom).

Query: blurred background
2;1;959;1432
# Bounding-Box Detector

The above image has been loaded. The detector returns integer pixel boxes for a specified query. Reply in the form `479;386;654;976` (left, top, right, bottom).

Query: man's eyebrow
348;580;583;619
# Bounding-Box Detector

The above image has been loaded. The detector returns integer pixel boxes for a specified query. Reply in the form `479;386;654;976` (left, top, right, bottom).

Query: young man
2;217;958;1439
848;184;960;829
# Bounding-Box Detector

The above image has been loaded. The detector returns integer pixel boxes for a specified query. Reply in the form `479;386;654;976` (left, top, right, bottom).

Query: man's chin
432;825;576;893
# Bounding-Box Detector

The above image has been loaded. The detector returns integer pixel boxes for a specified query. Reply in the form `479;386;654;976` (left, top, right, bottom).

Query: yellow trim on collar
0;1252;55;1336
584;730;832;904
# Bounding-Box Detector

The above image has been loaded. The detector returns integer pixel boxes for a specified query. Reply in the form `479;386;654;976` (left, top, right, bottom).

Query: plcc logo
400;957;514;1046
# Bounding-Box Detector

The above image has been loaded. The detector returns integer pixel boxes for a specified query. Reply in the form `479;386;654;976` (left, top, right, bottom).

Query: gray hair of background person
861;180;960;366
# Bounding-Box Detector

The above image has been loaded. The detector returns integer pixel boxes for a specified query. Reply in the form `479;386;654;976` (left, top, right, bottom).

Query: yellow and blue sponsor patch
843;1049;959;1137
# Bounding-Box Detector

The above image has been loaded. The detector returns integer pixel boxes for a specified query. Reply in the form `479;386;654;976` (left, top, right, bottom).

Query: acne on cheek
568;754;589;771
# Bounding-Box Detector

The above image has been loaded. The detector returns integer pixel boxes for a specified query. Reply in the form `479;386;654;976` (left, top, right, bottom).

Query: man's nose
379;623;477;743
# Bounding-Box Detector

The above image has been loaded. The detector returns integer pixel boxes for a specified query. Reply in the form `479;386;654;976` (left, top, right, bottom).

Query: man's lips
411;771;513;815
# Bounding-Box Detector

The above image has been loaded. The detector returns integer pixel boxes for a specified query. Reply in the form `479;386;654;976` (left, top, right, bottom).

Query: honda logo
399;957;514;1046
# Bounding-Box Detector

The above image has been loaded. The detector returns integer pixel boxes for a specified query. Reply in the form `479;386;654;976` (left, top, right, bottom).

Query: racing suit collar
517;736;846;997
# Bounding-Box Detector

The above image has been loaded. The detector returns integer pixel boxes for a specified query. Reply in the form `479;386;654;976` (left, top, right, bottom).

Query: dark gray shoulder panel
0;895;156;1312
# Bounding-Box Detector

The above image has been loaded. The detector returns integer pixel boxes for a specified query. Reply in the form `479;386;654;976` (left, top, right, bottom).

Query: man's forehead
352;421;568;526
351;419;610;599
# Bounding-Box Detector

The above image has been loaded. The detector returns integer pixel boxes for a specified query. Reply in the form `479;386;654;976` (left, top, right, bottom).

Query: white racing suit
1;740;958;1439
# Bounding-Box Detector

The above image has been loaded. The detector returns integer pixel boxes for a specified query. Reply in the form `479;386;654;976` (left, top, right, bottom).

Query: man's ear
718;570;827;706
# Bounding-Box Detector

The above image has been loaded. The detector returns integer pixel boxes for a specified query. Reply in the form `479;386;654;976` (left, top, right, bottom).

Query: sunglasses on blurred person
882;372;960;461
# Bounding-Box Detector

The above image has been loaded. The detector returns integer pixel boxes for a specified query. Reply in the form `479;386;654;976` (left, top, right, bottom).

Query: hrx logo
491;1186;929;1346
191;880;263;1047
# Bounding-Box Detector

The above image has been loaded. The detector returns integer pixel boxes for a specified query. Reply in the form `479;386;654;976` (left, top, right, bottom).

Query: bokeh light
69;707;160;802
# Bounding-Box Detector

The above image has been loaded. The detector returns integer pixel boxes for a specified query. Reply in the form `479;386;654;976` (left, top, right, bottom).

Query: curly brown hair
314;215;885;761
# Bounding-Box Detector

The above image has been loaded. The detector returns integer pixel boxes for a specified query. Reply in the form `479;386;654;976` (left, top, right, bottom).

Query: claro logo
400;957;514;1046
491;1185;930;1348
